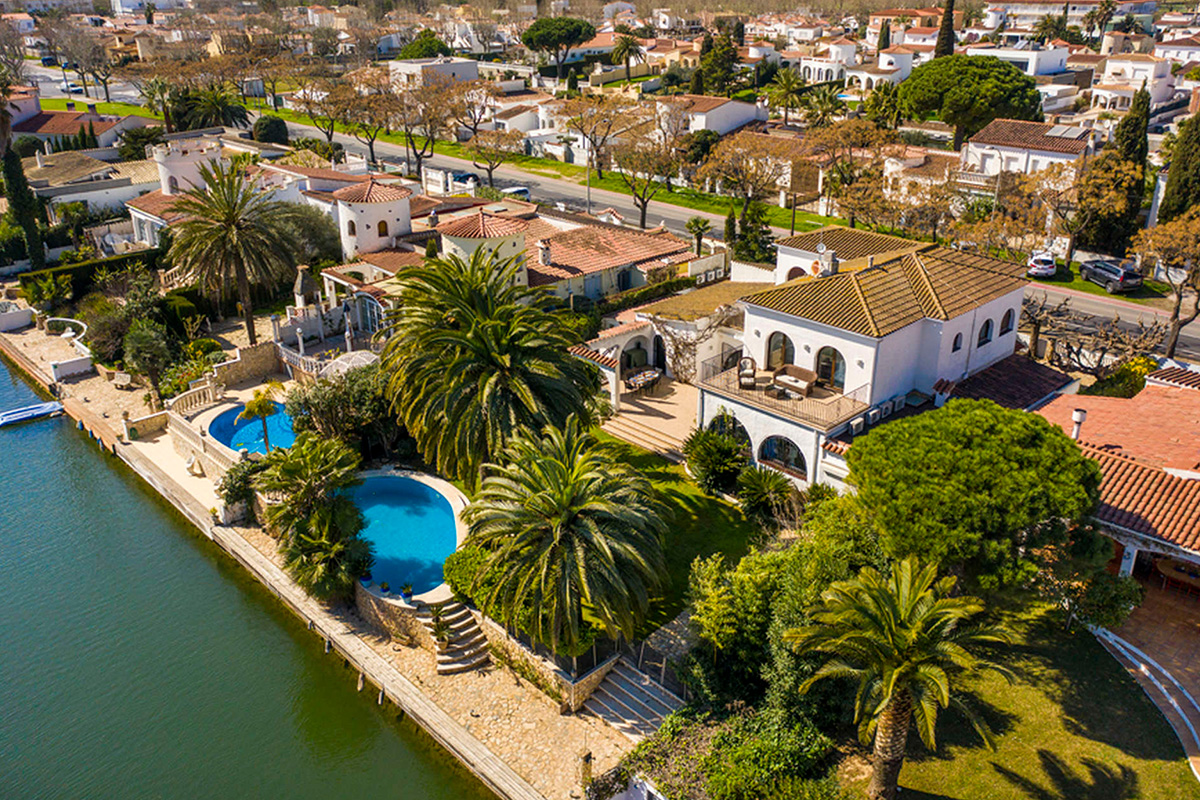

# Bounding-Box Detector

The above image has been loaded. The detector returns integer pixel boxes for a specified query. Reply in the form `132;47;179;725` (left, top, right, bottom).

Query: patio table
626;368;661;394
1156;558;1200;595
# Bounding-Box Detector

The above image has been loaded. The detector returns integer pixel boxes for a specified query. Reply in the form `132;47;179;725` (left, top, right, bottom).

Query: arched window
1000;309;1015;334
759;436;807;480
766;332;795;370
816;346;846;392
378;220;388;237
978;319;993;347
347;219;357;236
708;412;750;448
952;332;963;352
168;176;179;194
786;266;806;281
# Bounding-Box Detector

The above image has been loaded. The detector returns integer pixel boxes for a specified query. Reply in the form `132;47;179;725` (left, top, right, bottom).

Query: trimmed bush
1080;355;1158;398
596;276;696;316
20;248;163;299
183;337;222;359
252;115;289;145
443;544;489;604
162;289;200;337
683;429;749;495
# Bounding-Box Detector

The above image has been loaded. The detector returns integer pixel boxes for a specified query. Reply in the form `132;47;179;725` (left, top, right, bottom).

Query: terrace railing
698;351;870;432
275;341;323;376
166;411;244;475
166;376;225;416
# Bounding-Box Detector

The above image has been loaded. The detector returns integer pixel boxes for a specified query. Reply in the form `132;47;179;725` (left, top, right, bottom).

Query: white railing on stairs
166;376;225;416
276;341;323;376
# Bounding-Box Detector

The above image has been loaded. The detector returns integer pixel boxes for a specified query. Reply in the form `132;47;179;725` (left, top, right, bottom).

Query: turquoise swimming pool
350;475;459;596
208;401;295;455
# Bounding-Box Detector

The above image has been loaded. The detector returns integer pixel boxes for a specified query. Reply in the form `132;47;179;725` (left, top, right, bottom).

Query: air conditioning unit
695;272;707;285
714;266;725;278
705;270;716;282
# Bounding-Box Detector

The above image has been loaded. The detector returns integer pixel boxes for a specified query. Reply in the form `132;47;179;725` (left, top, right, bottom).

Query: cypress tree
76;125;86;150
1114;85;1150;167
935;0;956;57
733;20;745;46
690;68;705;95
700;34;713;55
567;69;578;92
878;21;891;51
724;206;737;248
87;121;98;148
425;237;438;258
1159;115;1200;223
3;148;44;270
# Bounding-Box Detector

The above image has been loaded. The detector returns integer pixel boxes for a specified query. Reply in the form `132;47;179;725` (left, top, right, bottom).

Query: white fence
166;410;244;476
166;376;225;416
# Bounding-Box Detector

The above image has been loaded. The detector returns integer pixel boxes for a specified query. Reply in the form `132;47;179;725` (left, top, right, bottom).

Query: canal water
0;361;494;800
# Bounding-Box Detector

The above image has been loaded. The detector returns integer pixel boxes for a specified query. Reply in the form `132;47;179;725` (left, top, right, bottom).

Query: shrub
557;309;600;343
76;292;130;364
162;289;200;337
683;428;749;495
252;115;289;145
1080;355;1158;398
595;276;696;316
703;709;833;800
442;544;490;603
159;358;212;399
13;135;42;158
737;466;794;524
19;248;162;299
183;338;222;359
217;459;268;516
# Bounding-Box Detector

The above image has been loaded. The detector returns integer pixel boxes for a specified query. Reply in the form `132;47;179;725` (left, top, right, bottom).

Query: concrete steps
602;415;688;461
582;659;684;742
417;601;491;675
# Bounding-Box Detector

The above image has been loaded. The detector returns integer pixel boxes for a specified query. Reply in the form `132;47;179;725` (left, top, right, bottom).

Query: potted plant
359;571;373;588
379;581;390;595
401;582;414;601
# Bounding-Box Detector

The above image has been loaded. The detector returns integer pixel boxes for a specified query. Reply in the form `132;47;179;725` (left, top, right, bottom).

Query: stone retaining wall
356;583;434;651
214;341;281;385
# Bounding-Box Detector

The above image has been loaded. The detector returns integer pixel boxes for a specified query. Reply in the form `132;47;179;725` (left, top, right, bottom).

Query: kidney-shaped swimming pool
349;475;460;596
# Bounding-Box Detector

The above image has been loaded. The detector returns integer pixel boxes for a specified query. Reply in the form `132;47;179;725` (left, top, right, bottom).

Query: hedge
595;276;696;316
19;248;164;298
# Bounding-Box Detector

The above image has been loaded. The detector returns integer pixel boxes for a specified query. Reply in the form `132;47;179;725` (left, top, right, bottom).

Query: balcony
698;352;869;432
951;169;999;191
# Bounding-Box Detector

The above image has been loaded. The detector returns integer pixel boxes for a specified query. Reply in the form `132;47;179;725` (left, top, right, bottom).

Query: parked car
40;55;57;67
1080;260;1143;293
60;81;83;94
450;170;479;185
501;186;531;201
1026;252;1058;278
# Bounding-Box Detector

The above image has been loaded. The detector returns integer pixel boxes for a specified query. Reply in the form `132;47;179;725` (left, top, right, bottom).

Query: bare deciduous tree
645;306;741;385
1131;207;1200;358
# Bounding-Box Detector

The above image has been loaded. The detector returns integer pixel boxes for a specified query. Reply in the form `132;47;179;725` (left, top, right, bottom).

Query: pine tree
700;34;713;55
733;20;745;46
878;21;891;51
935;0;956;57
724;206;737;248
690;68;705;95
3;148;44;270
1159;115;1200;223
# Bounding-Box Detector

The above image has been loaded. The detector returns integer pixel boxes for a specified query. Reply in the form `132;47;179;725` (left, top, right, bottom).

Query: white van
501;186;531;201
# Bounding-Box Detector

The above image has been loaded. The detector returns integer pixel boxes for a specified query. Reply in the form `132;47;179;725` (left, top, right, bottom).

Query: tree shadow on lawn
991;750;1140;800
1002;610;1181;761
901;687;1019;765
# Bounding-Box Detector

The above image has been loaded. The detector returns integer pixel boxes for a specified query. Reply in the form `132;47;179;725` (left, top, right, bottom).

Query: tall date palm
766;68;806;126
463;416;668;655
380;248;597;485
170;162;298;345
785;558;1013;800
611;34;644;85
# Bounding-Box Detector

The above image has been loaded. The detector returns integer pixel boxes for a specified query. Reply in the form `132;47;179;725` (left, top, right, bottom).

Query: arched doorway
653;335;666;369
816;346;846;392
356;293;385;334
759;436;807;480
766;332;795;370
708;412;750;448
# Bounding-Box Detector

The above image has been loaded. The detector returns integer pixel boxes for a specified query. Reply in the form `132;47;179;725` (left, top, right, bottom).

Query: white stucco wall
337;198;412;259
742;304;878;392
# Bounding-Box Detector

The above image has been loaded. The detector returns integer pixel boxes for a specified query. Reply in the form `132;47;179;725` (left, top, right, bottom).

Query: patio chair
738;357;757;390
771;364;817;397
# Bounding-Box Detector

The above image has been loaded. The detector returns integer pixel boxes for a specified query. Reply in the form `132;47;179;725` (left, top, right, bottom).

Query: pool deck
0;325;632;800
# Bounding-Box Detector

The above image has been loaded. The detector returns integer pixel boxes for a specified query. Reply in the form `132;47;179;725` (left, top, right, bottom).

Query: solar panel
1047;125;1068;137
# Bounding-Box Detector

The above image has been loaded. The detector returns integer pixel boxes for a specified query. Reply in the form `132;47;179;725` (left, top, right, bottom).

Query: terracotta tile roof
949;354;1073;410
662;93;731;113
301;189;337;202
1084;446;1200;550
525;223;691;287
902;152;959;179
332;178;413;203
1161;35;1200;47
13;112;124;136
639;280;772;321
568;344;618;370
358;248;425;273
126;189;185;223
593;319;650;340
1105;53;1164;62
495;104;535;120
743;244;1026;338
969;119;1091;155
822;438;852;456
1038;386;1200;472
1147;367;1200;391
110;159;159;184
438;209;529;238
263;163;370;183
775;226;915;259
880;45;918;54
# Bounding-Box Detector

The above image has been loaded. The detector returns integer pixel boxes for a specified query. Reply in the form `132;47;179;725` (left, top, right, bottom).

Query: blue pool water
208;401;295;454
350;476;459;595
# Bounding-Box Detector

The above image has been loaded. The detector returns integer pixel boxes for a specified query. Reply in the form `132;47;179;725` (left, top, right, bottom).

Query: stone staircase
602;415;688;462
417;601;490;675
1099;629;1200;779
583;659;684;742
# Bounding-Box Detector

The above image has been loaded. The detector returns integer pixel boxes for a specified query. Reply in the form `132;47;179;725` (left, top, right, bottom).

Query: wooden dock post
357;673;365;691
378;687;385;705
325;637;331;654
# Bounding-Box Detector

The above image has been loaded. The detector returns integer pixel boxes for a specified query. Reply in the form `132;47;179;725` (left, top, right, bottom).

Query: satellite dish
816;242;827;254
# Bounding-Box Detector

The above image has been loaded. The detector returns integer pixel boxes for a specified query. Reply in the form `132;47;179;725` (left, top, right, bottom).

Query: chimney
35;151;44;168
427;210;439;228
65;101;75;111
537;239;551;266
820;248;838;276
87;102;97;114
1071;408;1087;441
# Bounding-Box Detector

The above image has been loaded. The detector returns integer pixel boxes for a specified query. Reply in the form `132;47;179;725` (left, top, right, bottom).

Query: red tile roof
438;209;530;238
1084;445;1200;551
332;178;413;203
13;112;124;136
265;164;371;183
949;354;1073;410
126;189;185;223
359;248;425;273
569;344;618;370
525;223;691;286
1038;385;1200;471
969;119;1092;155
1147;366;1200;391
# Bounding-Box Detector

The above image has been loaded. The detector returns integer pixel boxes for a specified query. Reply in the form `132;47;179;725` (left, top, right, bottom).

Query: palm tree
801;84;846;128
785;558;1014;800
863;82;903;130
765;67;806;126
611;34;644;85
139;77;175;133
169;162;299;345
254;431;363;540
462;415;668;655
236;380;283;452
185;85;250;129
282;495;373;601
685;216;711;255
1096;0;1117;35
380;247;597;485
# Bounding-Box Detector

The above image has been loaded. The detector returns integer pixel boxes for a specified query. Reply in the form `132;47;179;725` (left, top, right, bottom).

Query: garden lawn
861;604;1198;800
596;431;758;631
39;98;162;119
1030;264;1174;309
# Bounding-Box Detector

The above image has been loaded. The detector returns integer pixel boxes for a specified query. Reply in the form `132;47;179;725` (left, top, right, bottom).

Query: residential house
793;37;858;82
957;118;1095;191
22;150;159;214
1101;31;1155;56
988;0;1154;30
1155;35;1200;65
3;12;34;33
389;55;480;87
843;45;916;90
964;43;1069;76
1092;54;1175;110
687;226;1034;487
12;98;158;149
656;93;765;136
